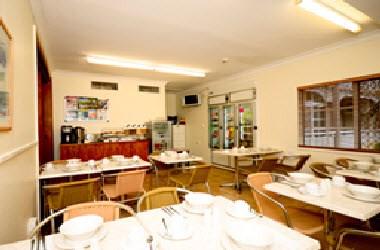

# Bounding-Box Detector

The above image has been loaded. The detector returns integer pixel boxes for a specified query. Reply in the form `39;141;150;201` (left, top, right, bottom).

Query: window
298;74;380;152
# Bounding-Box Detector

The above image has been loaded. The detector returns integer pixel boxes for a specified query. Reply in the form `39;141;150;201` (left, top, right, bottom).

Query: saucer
54;226;107;249
226;207;256;220
158;226;192;241
343;191;380;203
181;202;208;214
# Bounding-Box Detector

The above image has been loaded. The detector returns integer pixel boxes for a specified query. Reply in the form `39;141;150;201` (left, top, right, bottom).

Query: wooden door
37;44;54;164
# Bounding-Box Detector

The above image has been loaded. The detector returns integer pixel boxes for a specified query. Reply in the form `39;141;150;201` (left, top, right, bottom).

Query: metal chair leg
205;182;211;193
49;209;55;234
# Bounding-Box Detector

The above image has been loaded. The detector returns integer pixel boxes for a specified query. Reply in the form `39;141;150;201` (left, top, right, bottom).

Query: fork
161;207;174;216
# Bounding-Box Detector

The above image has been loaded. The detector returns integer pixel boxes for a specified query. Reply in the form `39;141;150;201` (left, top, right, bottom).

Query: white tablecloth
0;196;320;250
265;182;380;221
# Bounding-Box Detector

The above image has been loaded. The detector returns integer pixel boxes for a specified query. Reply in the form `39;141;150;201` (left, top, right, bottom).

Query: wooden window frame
298;73;380;153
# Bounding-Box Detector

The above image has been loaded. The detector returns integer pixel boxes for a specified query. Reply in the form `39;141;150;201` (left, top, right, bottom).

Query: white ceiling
30;0;379;91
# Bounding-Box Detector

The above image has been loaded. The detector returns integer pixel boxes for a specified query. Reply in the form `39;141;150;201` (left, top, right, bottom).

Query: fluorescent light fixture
86;55;206;77
155;65;206;77
297;0;361;33
320;0;371;23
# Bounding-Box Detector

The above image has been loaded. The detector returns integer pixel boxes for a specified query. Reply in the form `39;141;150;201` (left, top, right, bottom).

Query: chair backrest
114;170;146;196
246;173;288;224
189;164;211;184
336;158;356;169
43;178;99;210
137;187;187;212
63;201;121;222
309;162;334;178
31;202;134;239
258;156;280;172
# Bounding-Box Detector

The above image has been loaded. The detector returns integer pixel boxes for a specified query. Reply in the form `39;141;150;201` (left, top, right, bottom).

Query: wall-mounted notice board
64;96;109;122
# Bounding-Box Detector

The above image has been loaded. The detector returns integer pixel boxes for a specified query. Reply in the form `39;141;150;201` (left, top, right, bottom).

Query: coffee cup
332;176;346;187
305;182;320;196
88;159;96;167
232;200;250;215
132;155;140;162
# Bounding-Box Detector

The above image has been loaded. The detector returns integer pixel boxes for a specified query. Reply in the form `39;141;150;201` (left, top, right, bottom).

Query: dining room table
213;148;282;191
265;179;380;234
149;155;203;166
0;195;320;250
38;159;151;221
335;169;380;183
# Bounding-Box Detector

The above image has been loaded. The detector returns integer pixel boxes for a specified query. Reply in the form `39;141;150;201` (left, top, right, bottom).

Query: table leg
324;209;334;234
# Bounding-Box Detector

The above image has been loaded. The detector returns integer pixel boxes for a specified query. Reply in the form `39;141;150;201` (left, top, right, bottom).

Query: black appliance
61;125;75;144
167;116;177;125
74;126;85;144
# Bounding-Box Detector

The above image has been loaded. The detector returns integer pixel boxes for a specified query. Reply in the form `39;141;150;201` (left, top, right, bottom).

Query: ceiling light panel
86;55;206;77
298;0;361;33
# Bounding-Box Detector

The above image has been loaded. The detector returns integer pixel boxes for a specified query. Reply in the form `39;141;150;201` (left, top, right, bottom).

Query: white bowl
226;222;273;250
67;159;81;165
353;161;373;171
347;184;380;200
288;173;314;184
59;215;103;242
184;193;214;210
111;155;124;161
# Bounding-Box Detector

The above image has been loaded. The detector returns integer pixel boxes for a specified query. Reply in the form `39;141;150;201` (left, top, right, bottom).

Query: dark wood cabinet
60;140;149;161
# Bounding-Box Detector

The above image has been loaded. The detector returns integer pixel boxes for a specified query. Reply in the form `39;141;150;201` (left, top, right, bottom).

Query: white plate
226;207;256;220
54;226;107;249
181;202;208;214
343;191;380;203
158;227;192;241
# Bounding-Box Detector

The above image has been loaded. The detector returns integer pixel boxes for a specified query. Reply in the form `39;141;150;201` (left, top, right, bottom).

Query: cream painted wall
52;70;166;159
0;0;37;244
166;92;177;116
179;31;380;166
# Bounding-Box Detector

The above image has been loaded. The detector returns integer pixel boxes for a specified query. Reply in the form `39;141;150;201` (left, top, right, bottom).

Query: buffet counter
60;139;149;161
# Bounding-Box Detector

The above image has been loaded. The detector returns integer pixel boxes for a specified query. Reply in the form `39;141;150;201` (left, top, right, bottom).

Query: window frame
297;73;380;153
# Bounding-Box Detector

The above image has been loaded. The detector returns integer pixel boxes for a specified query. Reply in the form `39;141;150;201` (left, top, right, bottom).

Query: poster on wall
64;96;109;122
0;19;12;131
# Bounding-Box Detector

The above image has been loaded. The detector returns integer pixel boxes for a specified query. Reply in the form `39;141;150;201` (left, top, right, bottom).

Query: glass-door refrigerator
147;121;172;152
209;100;256;168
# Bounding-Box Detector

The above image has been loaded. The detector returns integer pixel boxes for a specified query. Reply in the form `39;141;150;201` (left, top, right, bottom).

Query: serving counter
60;139;149;161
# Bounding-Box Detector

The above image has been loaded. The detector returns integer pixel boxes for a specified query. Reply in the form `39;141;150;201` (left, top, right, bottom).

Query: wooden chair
101;170;146;203
30;202;134;250
43;178;100;232
246;173;324;236
335;158;357;169
329;227;380;250
276;155;311;172
168;164;212;193
309;162;338;178
137;187;189;212
239;156;280;175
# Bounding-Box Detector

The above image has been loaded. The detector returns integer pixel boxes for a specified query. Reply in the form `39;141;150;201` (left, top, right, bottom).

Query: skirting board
0;141;38;165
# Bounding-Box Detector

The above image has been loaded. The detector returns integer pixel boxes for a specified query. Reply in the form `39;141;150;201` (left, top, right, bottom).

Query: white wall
179;31;380;165
52;70;167;158
166;92;177;117
0;0;38;243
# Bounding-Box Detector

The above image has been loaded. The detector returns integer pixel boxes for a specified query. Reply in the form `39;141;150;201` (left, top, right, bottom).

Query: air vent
138;85;160;93
91;81;118;90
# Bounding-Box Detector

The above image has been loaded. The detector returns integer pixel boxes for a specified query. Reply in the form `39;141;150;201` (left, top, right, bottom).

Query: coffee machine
74;126;85;144
61;125;75;144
